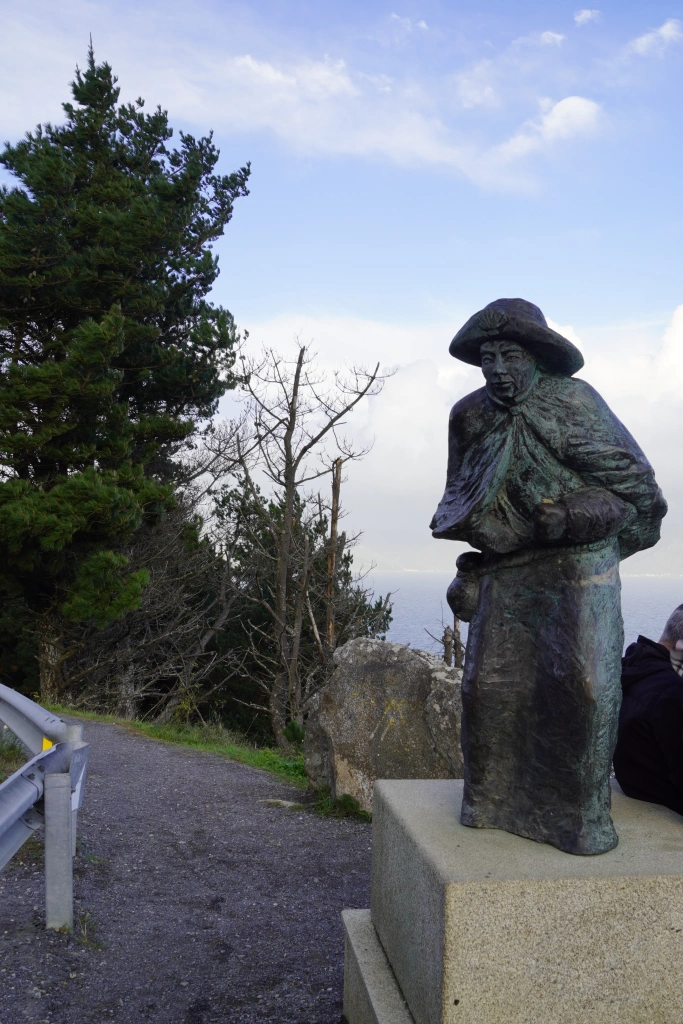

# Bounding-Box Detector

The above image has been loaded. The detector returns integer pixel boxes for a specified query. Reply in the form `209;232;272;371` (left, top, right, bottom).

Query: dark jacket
613;635;683;816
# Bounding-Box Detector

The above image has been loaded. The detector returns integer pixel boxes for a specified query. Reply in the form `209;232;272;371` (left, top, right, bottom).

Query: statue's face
480;340;537;403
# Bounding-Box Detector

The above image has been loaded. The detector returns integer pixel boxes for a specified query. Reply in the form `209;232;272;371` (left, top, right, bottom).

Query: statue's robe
431;372;667;854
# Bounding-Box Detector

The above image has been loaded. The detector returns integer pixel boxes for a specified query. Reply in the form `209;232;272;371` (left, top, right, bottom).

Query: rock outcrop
304;638;463;812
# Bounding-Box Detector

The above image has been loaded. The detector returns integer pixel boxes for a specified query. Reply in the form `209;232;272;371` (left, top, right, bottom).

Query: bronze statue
431;298;667;855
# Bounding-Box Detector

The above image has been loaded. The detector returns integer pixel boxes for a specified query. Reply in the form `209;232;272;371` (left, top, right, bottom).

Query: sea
368;571;683;657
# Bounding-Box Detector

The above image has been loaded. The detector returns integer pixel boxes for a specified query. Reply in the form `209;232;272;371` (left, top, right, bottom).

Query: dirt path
0;720;371;1024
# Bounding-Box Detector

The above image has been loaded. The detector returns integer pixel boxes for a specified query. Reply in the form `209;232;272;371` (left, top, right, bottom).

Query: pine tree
0;49;250;700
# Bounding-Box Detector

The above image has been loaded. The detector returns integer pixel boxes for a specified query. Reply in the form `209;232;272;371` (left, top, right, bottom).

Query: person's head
480;339;537;404
659;604;683;651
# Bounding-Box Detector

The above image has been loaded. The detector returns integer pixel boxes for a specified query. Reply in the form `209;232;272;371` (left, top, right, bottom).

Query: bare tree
53;497;240;720
219;342;392;746
326;457;343;648
426;615;465;669
30;346;393;739
50;415;253;722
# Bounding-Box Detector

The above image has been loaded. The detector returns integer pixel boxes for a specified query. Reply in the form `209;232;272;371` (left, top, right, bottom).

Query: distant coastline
368;570;683;655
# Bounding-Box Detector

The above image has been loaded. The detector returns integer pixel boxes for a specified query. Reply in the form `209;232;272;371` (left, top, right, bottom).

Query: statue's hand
534;500;568;544
447;552;483;622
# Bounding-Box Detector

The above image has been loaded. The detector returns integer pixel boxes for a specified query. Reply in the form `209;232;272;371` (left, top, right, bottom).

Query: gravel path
0;720;371;1024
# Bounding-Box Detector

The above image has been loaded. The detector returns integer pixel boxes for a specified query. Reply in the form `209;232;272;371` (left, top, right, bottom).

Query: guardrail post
1;692;89;929
66;723;83;856
44;773;73;930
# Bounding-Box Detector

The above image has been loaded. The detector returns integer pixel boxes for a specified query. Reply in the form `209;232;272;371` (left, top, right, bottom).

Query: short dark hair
660;604;683;646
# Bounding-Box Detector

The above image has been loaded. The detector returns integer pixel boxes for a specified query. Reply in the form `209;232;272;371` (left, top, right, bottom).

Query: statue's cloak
430;372;667;854
430;372;666;559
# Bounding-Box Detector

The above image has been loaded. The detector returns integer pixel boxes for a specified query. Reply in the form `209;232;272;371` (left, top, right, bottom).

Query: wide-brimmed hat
449;298;584;376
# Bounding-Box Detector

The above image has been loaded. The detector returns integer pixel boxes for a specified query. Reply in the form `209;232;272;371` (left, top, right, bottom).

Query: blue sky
2;1;683;574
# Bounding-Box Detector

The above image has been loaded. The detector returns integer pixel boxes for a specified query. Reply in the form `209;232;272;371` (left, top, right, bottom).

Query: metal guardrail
0;684;89;929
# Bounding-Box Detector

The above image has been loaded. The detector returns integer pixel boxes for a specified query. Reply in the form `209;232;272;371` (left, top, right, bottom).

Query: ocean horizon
367;570;683;658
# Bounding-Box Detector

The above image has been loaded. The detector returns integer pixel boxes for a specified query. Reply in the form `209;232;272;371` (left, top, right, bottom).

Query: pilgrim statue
431;299;667;855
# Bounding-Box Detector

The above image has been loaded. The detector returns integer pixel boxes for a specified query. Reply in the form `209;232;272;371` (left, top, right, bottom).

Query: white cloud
540;31;565;46
390;13;411;31
389;13;428;33
625;19;683;57
578;306;683;573
574;10;601;27
514;30;565;48
133;49;601;189
452;60;498;109
359;72;394;94
547;320;584;352
384;12;428;45
539;95;601;139
0;2;646;194
583;306;683;408
0;2;590;193
236;312;459;376
232;53;358;102
492;96;601;165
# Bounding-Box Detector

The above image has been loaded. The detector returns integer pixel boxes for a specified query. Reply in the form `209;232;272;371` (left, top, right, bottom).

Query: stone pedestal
343;779;683;1024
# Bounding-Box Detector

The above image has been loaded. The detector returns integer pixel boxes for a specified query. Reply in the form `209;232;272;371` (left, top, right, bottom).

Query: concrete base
343;910;415;1024
345;779;683;1024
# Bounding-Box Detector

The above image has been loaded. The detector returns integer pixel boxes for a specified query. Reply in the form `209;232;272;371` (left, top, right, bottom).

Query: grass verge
47;706;307;788
75;907;104;949
0;724;27;783
11;833;43;867
313;787;372;822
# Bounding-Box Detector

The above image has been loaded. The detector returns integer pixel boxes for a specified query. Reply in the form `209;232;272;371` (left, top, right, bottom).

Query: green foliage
9;833;43;867
61;551;150;627
129;720;307;785
74;907;103;949
283;721;306;745
314;787;372;822
0;597;38;694
0;467;169;568
0;724;25;782
211;480;392;731
0;48;249;434
0;48;249;663
47;706;307;786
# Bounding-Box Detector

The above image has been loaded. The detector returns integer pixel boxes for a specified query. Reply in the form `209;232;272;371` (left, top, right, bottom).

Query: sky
1;0;682;576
